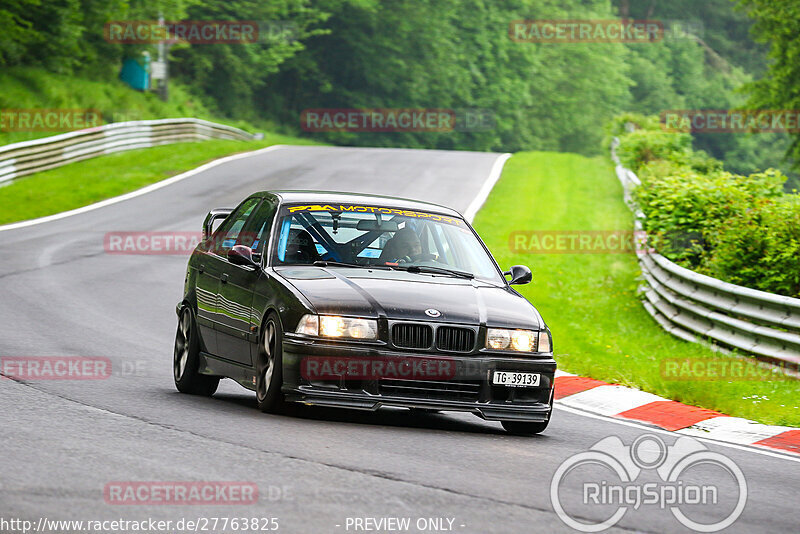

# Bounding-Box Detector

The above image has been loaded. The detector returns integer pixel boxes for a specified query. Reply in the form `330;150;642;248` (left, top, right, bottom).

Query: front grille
436;326;475;353
392;323;433;349
379;379;480;402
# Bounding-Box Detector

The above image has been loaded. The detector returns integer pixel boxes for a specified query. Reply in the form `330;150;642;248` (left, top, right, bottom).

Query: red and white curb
554;370;800;456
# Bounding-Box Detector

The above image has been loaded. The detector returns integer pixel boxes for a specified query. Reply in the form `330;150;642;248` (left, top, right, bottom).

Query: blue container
119;56;150;91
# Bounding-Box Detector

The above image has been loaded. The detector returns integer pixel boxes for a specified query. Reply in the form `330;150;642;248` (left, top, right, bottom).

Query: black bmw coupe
174;191;556;435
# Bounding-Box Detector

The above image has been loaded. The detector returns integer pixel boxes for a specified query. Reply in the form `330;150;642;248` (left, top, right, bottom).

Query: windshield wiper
313;260;391;270
393;264;474;279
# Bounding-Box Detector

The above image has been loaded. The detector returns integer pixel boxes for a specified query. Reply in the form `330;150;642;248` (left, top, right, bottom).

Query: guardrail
612;136;800;370
0;118;257;184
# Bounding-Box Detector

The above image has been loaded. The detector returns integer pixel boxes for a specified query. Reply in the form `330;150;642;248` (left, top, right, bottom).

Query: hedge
612;114;800;298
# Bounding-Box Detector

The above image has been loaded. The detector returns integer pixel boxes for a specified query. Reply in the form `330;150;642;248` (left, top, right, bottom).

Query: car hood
275;266;542;329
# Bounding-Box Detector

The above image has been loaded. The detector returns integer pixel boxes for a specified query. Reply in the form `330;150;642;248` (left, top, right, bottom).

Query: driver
393;227;422;259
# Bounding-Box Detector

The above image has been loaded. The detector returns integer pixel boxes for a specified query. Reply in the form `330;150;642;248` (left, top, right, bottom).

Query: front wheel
174;307;219;396
502;387;553;435
256;313;286;413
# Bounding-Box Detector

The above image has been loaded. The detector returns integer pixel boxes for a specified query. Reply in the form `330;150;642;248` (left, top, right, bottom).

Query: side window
212;198;260;254
276;218;331;264
246;199;279;258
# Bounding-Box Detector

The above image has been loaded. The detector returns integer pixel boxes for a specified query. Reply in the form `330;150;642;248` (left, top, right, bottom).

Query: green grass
0;67;281;146
474;151;800;427
0;66;318;224
0;132;318;225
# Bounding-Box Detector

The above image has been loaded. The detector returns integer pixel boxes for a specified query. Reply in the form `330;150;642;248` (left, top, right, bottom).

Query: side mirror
504;265;532;285
202;208;234;242
228;245;257;267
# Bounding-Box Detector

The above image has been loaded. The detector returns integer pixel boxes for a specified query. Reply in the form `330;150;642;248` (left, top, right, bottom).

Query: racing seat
378;236;402;263
284;229;321;264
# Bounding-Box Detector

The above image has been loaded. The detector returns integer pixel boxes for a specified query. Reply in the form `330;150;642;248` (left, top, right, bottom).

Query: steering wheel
397;253;438;264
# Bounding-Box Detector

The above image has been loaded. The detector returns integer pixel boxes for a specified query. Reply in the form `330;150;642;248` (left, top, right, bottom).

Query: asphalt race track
1;145;799;533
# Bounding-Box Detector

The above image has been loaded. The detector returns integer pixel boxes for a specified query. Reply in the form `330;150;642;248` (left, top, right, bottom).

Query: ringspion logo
551;434;747;532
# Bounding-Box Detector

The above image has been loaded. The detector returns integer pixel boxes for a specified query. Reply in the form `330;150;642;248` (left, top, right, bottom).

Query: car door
200;197;261;359
216;197;278;365
195;254;223;356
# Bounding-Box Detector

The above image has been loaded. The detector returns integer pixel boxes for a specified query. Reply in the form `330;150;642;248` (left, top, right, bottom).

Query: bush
634;167;785;268
704;195;800;297
616;129;693;173
609;113;798;297
604;112;662;148
612;114;724;175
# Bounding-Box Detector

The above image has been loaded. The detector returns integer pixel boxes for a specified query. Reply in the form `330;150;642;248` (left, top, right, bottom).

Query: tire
502;386;554;435
501;419;549;436
174;307;219;396
256;312;286;413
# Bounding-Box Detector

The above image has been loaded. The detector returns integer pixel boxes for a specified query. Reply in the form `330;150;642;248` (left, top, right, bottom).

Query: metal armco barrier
612;136;800;369
0;118;256;184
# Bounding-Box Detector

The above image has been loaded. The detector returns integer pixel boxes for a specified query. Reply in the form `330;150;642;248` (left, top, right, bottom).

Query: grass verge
0;67;280;146
0;132;317;225
474;151;800;427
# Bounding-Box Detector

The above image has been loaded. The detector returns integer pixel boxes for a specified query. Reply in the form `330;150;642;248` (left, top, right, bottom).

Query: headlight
486;328;538;352
295;314;377;340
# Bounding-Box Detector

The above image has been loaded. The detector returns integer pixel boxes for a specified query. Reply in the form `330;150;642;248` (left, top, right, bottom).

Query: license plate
492;371;541;387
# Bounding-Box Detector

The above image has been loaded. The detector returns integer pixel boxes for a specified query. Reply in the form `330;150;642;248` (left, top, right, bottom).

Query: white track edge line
464;152;512;223
0;144;287;233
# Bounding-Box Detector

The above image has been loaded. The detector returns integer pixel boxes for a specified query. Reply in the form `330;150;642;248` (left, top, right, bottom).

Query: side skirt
198;352;257;391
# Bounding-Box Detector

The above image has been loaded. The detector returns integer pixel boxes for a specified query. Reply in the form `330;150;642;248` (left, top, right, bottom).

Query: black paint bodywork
178;191;556;423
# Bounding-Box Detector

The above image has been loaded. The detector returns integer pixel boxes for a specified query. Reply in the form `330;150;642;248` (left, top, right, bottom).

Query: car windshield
271;203;503;283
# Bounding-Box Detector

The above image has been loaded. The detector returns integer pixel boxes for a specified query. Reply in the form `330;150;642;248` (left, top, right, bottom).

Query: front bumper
281;336;556;422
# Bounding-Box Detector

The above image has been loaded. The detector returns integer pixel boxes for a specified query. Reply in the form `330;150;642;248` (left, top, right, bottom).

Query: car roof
259;190;463;218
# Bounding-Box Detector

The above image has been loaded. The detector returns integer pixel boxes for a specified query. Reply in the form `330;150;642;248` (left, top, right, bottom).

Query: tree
738;0;800;168
260;0;631;153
